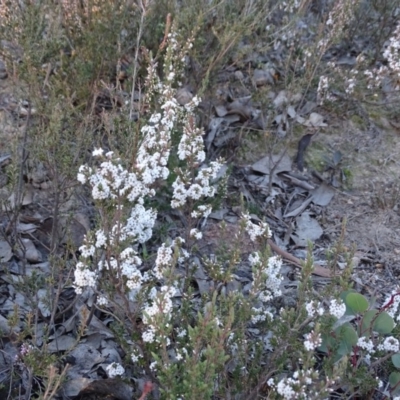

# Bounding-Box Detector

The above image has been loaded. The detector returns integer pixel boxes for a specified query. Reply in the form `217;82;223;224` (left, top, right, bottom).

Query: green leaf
361;310;378;335
340;290;357;315
345;293;369;313
392;354;400;369
389;371;400;394
361;310;395;334
336;323;358;356
374;312;395;334
318;333;335;354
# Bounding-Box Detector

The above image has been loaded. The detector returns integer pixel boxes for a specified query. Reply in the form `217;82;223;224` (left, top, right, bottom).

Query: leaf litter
0;4;400;399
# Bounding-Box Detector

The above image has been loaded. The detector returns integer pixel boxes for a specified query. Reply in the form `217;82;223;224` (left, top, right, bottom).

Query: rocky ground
1;2;400;399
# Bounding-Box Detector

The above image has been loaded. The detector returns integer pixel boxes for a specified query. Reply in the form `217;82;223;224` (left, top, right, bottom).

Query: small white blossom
304;331;322;351
149;361;158;371
105;362;125;378
357;337;374;353
176;328;187;338
79;244;95;258
77;172;86;184
142;327;156;343
329;299;346;319
305;301;324;318
378;336;399;352
242;213;271;241
92;148;104;157
97;295;108;306
190;228;202;240
95;229;107;248
74;262;97;293
249;252;261;266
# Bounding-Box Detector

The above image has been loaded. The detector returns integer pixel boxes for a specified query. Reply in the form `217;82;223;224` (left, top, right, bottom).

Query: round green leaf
318;333;336;354
374;311;395;334
361;310;378;335
340;290;357;315
345;293;369;313
336;323;358;355
389;371;400;393
392;354;400;369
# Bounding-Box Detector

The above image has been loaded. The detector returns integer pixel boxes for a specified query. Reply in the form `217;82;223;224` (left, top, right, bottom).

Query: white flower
357;337;374;353
149;361;157;371
190;228;203;240
105;362;125;378
124;204;157;243
97;295;108;306
305;301;324;318
77;172;86;184
92;148;104;157
154;243;173;278
142;327;156;343
242;213;271;241
329;299;346;319
276;379;297;399
74;262;97;292
304;331;322;351
378;337;399;352
176;328;187;338
249;252;261;266
79;244;95;258
131;352;142;363
95;230;107;248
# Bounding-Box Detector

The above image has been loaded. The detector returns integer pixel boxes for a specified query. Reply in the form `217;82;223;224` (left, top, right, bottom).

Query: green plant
2;1;400;399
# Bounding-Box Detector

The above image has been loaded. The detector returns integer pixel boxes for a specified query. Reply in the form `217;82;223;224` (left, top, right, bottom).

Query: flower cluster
362;23;400;91
152;237;187;280
74;262;97;294
136;87;178;186
242;213;271;242
106;362;125;378
142;285;177;345
365;23;400;90
250;253;284;323
377;336;400;353
73;30;220;297
328;298;346;319
171;157;223;211
320;0;355;47
305;301;324;318
78;150;153;202
14;343;35;368
104;247;143;290
304;330;322;351
269;368;328;400
357;336;374;354
317;75;329;105
382;23;400;80
356;335;400;363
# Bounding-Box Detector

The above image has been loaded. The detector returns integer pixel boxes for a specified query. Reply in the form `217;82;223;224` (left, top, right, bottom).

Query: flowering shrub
68;26;400;399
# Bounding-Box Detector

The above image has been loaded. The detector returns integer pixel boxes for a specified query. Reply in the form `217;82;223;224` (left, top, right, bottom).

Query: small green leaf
336;323;358;356
340;290;357;315
389;371;400;394
361;310;378;335
361;310;395;334
318;333;336;354
345;293;369;313
374;312;395;334
392;354;400;369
